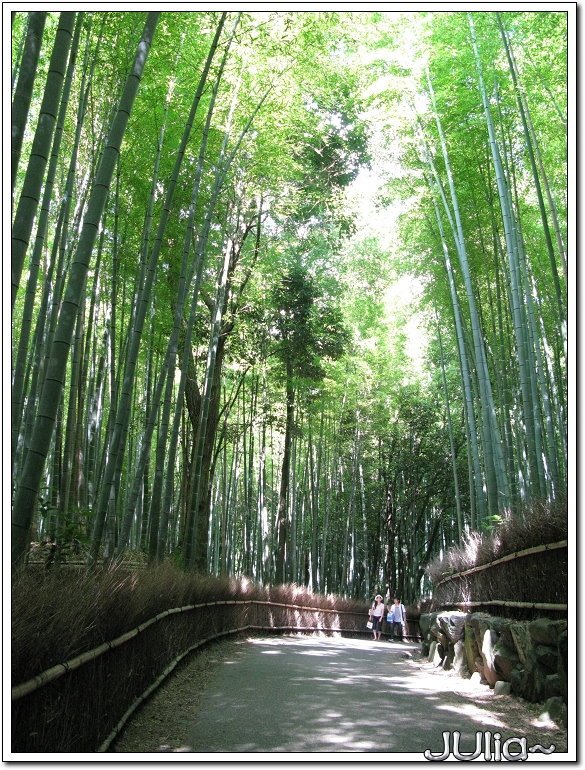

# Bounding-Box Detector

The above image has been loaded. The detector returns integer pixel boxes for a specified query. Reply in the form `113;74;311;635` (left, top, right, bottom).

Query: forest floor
110;634;568;757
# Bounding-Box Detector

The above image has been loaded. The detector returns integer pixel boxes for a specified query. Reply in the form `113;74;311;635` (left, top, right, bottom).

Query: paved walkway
186;635;561;758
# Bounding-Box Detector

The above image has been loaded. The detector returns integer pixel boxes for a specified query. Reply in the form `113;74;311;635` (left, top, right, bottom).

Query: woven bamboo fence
431;540;568;617
11;598;418;753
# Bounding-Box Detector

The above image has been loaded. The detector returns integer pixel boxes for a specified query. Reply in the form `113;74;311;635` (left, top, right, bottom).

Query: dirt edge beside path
112;636;244;753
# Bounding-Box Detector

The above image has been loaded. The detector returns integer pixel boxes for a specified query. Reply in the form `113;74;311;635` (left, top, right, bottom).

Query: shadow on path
186;635;563;757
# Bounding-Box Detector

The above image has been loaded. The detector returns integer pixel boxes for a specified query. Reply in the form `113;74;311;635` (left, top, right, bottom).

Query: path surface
179;635;565;758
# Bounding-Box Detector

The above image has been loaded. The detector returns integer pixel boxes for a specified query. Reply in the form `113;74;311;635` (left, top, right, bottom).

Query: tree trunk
274;364;294;584
12;12;159;568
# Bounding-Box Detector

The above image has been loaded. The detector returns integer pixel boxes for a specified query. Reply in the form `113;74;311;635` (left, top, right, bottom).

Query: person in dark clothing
391;597;406;641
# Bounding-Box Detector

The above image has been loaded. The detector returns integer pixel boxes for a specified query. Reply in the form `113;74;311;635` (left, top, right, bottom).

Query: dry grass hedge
426;498;568;615
12;563;366;685
11;563;368;752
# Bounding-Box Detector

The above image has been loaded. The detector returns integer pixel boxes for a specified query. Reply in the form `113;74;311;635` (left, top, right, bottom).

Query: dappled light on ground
182;635;567;756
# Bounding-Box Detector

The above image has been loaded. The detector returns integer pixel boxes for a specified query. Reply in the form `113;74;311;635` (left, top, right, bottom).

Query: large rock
438;611;467;643
467;612;493;646
498;622;517;652
418;613;435;639
534;644;558;672
467;612;508;638
452;639;469;676
493;638;521;682
481;627;501;687
544;673;562;700
464;622;480;674
494;680;512;695
510;658;548;702
509;623;530;665
442;647;454;670
529;618;567;647
427;639;436;661
510;667;524;697
428;639;445;666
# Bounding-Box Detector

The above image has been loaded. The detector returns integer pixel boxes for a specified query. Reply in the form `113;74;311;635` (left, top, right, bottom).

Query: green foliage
271;263;349;386
11;10;568;601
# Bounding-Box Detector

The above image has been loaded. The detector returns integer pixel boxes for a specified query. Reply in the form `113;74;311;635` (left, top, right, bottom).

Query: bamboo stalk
434;539;567;586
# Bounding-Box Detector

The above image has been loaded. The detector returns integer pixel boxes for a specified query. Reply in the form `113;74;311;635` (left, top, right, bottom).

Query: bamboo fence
11;598;419;753
434;540;568;586
432;540;568;612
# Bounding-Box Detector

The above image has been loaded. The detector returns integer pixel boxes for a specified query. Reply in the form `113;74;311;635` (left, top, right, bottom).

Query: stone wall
419;611;567;727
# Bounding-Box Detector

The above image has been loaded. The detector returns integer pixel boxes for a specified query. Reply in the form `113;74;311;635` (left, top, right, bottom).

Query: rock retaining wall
419;611;567;727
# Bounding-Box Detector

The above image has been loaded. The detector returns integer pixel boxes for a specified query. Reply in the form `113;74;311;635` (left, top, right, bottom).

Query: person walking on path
391;597;406;641
369;594;385;640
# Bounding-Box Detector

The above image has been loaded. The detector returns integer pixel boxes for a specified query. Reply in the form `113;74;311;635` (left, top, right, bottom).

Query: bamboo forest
10;10;570;604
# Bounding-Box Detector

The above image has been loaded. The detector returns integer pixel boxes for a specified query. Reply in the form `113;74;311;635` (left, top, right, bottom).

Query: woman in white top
369;594;385;640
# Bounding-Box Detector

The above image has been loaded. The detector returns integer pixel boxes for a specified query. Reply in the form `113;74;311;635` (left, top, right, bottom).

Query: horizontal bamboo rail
250;599;364;615
98;628;237;752
446;600;568;611
12;604;195;700
434;540;568;587
12;599;366;702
